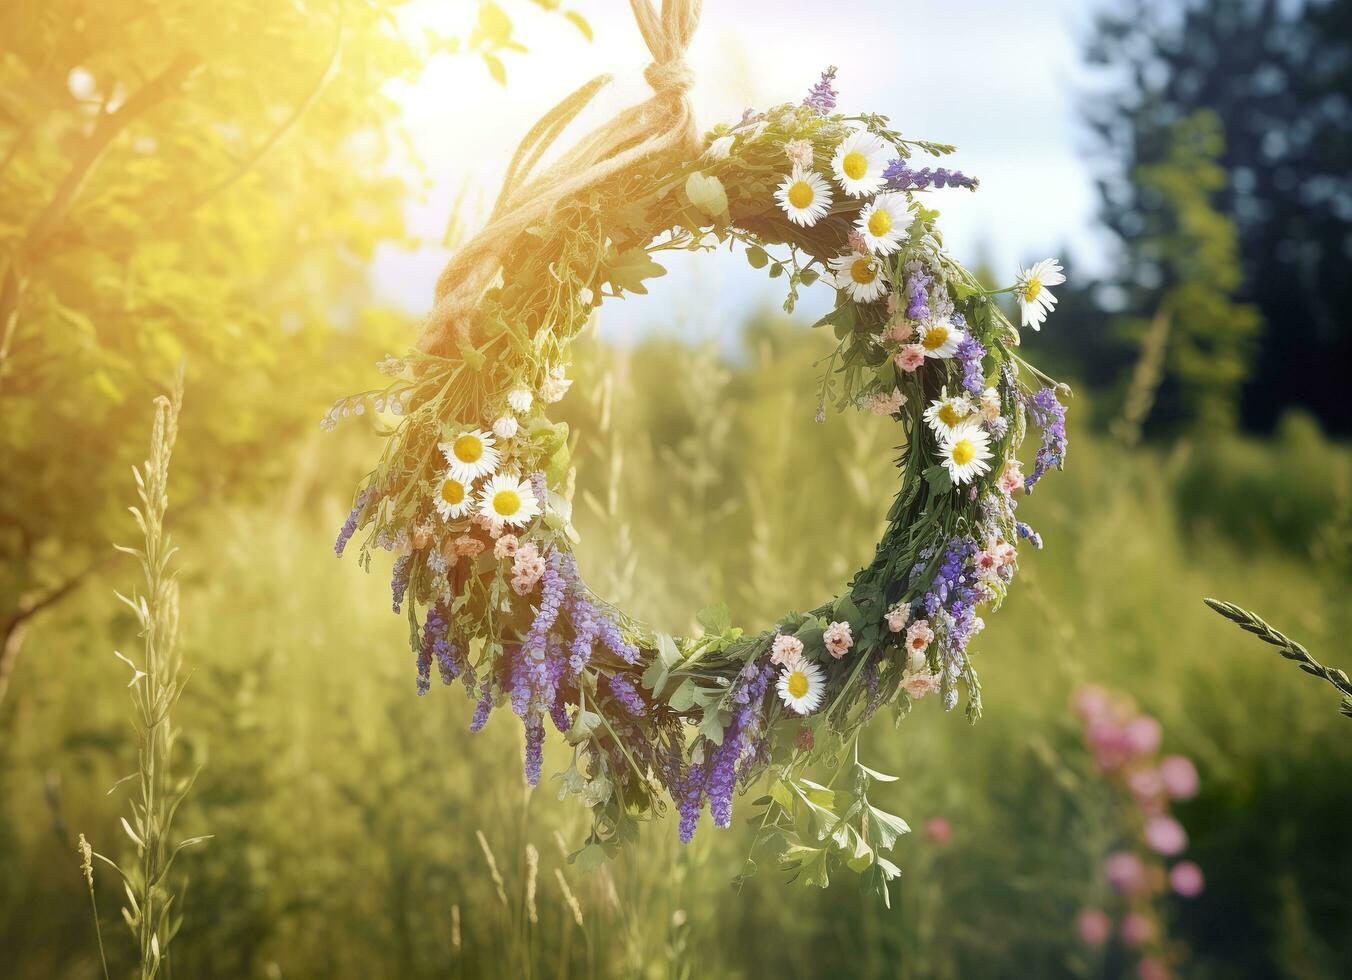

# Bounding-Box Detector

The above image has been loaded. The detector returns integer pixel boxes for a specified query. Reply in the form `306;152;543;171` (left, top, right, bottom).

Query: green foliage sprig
1205;598;1352;720
83;369;210;979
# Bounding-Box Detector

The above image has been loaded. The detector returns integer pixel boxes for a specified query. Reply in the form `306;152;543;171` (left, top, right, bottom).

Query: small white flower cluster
319;390;411;431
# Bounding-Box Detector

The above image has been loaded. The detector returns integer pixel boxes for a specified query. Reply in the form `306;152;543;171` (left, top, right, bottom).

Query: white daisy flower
830;129;889;198
776;660;826;715
923;390;975;437
440;429;499;483
477;473;541;528
855;192;907;255
916;318;965;359
705;134;734;160
829;250;888;303
940;422;994;486
1014;258;1066;330
433;473;474;521
774;166;833;227
507;388;533;414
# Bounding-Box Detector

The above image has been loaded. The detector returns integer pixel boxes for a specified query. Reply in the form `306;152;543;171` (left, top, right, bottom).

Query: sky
374;0;1114;346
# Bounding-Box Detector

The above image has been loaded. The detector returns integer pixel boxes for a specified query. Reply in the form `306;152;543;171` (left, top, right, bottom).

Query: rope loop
417;0;704;357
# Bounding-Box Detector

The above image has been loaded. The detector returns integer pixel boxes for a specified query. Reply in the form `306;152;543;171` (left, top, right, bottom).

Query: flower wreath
331;1;1069;899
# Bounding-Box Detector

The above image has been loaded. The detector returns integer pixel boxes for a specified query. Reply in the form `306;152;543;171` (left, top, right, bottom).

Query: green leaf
571;843;609;872
745;245;769;269
697;602;733;636
698;707;729;745
668;679;697;711
794;617;825;651
799;267;820;286
856;762;899;783
684;172;728;217
923;463;953;494
832;595;863;630
865;804;912;851
604;246;667;295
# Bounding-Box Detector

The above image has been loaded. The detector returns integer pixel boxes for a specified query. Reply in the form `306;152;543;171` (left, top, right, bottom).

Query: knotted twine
417;0;704;357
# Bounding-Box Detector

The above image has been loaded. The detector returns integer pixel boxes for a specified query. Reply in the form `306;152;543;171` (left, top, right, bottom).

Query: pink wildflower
1159;755;1199;800
924;816;952;846
1104;850;1147;895
823;620;853;659
894;344;926;373
1169;860;1205;897
973;549;1001;582
784;138;814;169
1124;715;1163;756
885;602;910;633
771;633;805;667
1120;912;1156;947
902;671;941;699
1143;814;1187;856
886;318;914;344
998;460;1024;495
905;619;934;655
1076;908;1111;946
453;534;484;558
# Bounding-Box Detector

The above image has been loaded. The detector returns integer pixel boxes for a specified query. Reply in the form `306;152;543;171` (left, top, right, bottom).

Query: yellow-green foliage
2;326;1348;978
0;0;421;620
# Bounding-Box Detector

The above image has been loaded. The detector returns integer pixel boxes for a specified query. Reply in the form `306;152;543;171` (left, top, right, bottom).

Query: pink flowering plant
1071;685;1206;978
330;68;1070;901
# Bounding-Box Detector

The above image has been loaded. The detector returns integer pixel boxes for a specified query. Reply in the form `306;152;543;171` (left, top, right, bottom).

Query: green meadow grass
2;333;1348;978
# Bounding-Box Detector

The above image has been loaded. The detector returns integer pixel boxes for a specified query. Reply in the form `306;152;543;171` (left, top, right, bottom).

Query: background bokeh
2;1;1349;977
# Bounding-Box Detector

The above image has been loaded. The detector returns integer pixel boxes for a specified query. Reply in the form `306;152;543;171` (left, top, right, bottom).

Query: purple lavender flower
1023;387;1068;492
704;660;775;830
390;554;412;613
524;717;545;785
550;694;572;733
803;66;838;114
419;602;461;687
906;264;933;322
470;676;494;732
334;488;372;557
608;672;647;717
677;762;705;844
955;338;987;395
884;162;979;192
415;647;431;696
1017;521;1043;549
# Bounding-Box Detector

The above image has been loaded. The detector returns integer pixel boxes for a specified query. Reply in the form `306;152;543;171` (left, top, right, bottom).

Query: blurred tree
1082;0;1352;435
0;0;591;702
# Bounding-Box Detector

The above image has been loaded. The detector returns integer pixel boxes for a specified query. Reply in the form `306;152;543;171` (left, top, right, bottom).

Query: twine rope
417;0;704;356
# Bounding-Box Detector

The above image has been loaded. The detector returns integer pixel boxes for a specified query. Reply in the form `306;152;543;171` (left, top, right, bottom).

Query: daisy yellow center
1022;277;1043;302
867;208;892;237
951;439;976;466
842;150;868;180
453;435;483;463
787;180;814;209
492;489;522;517
850;259;877;284
937;404;965;427
441;479;465;505
787;671;810;699
922;326;949;351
